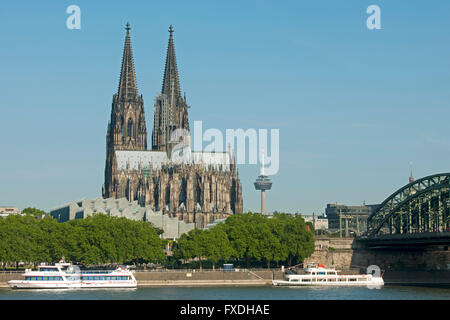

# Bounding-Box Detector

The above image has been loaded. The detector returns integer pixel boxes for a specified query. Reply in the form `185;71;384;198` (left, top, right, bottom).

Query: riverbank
1;269;449;288
0;269;283;288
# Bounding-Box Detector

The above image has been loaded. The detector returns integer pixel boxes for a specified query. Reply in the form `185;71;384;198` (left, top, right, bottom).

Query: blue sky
1;1;450;214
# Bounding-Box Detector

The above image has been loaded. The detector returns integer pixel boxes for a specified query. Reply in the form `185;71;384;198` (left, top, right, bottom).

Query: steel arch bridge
367;173;450;237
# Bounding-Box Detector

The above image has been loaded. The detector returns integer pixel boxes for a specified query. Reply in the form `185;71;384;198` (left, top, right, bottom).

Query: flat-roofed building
302;214;329;231
325;203;379;236
0;206;20;218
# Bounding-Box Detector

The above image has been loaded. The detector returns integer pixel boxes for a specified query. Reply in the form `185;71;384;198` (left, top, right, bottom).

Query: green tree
204;226;234;270
21;207;47;219
0;213;166;267
173;229;206;268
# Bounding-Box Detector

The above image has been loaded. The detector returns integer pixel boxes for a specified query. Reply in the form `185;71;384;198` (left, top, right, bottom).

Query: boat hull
272;278;384;287
8;280;137;289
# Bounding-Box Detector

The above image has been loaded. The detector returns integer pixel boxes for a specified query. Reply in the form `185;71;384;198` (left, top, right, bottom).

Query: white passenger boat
8;263;137;289
272;264;384;287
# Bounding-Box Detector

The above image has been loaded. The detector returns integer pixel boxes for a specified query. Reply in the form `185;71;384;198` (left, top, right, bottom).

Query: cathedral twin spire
117;23;183;105
117;23;139;102
111;23;189;156
162;25;182;100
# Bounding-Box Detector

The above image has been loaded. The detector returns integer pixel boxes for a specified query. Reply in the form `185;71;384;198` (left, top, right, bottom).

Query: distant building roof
204;218;227;230
0;206;21;218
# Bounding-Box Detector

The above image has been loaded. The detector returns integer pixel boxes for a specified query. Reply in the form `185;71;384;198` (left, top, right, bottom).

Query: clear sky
1;1;450;214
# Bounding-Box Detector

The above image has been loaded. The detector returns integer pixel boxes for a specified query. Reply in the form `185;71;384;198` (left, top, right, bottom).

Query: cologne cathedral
103;24;243;227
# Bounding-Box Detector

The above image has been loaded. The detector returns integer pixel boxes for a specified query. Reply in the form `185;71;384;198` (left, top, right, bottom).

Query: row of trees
0;212;315;269
173;213;315;269
0;214;166;267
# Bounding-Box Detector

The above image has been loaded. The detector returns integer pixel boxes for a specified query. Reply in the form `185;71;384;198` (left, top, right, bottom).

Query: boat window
318;272;325;275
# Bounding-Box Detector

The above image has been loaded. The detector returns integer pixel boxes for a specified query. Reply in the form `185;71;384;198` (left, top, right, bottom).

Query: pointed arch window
128;118;134;138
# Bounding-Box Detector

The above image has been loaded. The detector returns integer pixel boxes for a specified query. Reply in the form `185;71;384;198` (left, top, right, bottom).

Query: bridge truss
367;173;450;237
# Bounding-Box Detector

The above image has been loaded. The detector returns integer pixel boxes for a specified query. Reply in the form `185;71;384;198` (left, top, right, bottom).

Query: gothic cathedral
103;24;243;227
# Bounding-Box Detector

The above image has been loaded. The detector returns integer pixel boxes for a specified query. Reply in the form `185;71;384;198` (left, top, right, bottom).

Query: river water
0;285;449;300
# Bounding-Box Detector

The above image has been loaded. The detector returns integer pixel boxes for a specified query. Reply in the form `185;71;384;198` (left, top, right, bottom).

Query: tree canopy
21;207;47;218
0;211;314;269
0;213;166;267
173;213;314;268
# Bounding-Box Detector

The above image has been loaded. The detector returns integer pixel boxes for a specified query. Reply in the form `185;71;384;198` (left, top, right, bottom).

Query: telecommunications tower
254;148;272;214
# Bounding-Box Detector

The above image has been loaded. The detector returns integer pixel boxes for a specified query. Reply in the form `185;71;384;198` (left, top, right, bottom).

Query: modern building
49;197;195;240
325;203;379;236
0;206;20;218
103;24;243;229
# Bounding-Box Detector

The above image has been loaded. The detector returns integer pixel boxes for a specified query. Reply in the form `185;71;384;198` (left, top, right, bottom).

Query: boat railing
79;270;118;274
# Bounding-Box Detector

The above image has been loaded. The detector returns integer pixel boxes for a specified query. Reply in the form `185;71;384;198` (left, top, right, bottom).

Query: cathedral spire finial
125;22;131;32
169;24;174;35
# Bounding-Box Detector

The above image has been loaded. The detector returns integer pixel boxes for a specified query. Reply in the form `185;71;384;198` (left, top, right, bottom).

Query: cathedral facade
103;24;243;227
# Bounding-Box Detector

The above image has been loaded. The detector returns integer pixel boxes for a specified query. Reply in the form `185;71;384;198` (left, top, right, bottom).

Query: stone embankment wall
135;270;284;286
304;238;356;270
0;273;20;287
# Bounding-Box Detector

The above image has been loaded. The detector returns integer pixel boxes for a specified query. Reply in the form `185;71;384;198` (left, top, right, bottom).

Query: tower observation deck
254;149;272;214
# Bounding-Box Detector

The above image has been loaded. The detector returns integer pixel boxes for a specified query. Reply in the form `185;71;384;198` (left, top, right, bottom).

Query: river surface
0;285;449;300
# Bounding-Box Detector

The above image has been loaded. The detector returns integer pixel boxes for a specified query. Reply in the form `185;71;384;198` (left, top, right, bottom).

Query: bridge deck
357;232;450;248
